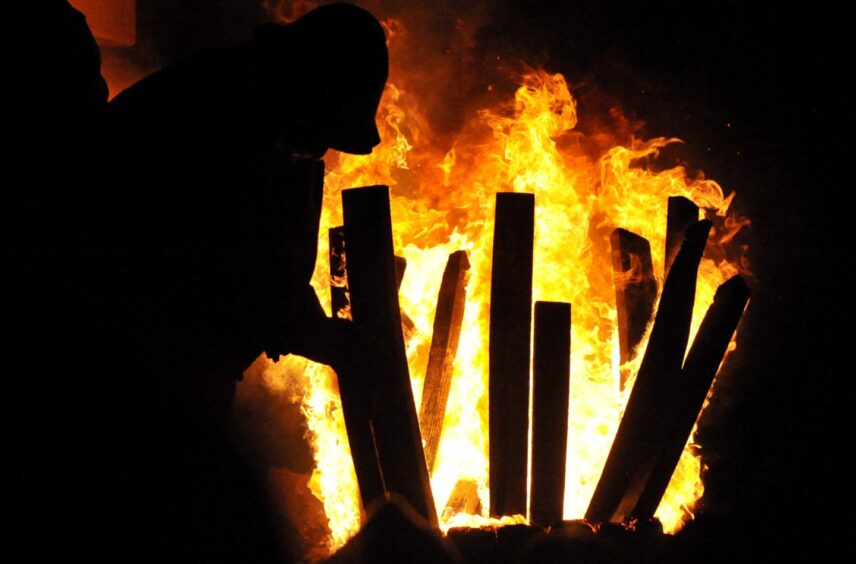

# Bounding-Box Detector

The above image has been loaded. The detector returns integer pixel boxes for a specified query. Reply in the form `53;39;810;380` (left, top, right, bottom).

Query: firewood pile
326;185;748;560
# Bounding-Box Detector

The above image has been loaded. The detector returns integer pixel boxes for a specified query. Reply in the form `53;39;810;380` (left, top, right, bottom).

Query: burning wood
489;192;535;518
329;226;350;320
341;185;438;527
444;478;482;518
275;67;747;545
664;197;700;278
586;220;712;524
631;275;750;521
419;250;471;472
530;301;571;527
610;229;657;389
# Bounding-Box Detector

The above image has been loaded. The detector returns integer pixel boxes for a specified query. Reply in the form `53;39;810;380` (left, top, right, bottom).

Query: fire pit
62;1;842;562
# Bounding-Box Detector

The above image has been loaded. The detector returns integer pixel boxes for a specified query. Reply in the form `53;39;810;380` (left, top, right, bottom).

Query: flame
274;32;744;554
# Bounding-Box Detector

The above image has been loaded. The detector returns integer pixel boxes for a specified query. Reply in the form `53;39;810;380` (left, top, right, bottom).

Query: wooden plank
328;224;385;513
631;275;750;520
329;226;350;320
342;185;438;527
530;301;571;527
610;229;657;389
489;192;535;518
586;220;712;524
419;251;470;472
664;197;699;279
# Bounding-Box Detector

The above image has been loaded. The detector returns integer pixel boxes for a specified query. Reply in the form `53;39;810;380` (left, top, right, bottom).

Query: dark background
111;0;852;559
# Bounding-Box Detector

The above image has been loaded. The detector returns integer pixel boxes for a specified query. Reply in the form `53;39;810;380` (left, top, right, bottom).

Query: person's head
253;3;389;156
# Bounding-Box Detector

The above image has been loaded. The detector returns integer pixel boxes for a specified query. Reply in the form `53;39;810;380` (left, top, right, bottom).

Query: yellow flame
273;68;743;552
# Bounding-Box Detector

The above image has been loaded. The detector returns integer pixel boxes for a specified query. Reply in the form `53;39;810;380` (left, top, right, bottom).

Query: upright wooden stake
419;250;471;472
631;275;750;520
342;185;437;527
610;229;657;389
489;192;535;517
530;301;571;527
664;197;699;279
586;220;711;524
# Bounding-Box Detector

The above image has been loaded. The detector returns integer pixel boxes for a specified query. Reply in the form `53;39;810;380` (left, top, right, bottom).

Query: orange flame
267;36;744;555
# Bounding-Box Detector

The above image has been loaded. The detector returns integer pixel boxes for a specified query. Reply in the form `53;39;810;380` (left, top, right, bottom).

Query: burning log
610;229;657;389
631;275;750;521
329;226;350;319
530;301;571;527
586;220;712;524
342;185;438;527
664;197;699;278
419;250;470;471
443;478;482;517
489;192;535;517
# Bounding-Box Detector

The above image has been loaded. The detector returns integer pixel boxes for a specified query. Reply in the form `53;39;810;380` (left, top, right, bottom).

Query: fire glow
262;22;745;553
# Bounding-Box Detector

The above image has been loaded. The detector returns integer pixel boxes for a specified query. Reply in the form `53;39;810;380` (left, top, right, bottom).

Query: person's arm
266;283;393;376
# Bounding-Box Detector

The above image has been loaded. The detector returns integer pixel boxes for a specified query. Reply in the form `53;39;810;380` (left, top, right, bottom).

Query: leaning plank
419;250;471;472
342;185;438;527
631;275;750;521
328;223;385;513
610;228;657;389
586;220;712;524
489;192;535;517
530;301;571;527
664;197;699;279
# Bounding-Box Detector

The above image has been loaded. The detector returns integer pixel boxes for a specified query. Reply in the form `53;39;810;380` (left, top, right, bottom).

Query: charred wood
489;192;535;518
530;301;571;527
419;250;470;471
342;185;437;527
631;275;750;520
610;229;657;389
586;220;712;524
664;197;699;279
329;226;350;320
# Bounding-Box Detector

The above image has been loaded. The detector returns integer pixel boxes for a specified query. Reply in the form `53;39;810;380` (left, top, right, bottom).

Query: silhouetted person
72;3;389;561
4;2;110;560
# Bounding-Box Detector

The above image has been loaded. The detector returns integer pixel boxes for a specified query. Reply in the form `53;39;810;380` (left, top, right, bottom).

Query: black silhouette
8;3;388;561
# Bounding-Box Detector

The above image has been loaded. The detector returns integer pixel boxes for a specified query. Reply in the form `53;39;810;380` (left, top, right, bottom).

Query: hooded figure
68;4;389;560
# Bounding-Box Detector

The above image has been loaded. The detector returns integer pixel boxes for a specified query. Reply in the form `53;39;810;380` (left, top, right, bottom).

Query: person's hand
265;286;395;376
